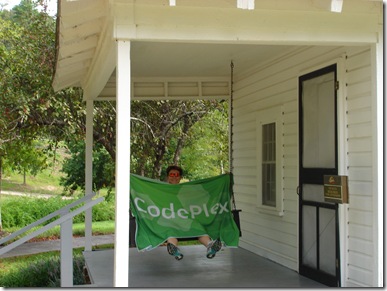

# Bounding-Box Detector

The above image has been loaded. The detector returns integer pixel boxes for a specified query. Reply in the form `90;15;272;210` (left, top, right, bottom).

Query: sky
0;0;57;16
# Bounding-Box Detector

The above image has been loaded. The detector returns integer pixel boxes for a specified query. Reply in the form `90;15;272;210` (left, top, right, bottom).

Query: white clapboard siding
347;181;373;196
232;45;377;286
344;47;375;287
346;265;374;287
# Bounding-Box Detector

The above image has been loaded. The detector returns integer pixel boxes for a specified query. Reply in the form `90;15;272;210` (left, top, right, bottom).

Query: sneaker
167;243;184;260
206;239;222;259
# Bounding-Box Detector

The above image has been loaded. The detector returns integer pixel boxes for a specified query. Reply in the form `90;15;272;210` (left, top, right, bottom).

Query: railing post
0;195;103;286
60;212;73;287
0;193;96;247
85;100;94;252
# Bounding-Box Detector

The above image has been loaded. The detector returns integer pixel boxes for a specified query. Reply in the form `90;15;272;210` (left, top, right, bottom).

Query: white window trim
256;106;284;216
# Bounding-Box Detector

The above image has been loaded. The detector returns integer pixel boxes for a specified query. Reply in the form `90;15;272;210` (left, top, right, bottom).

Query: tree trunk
173;116;191;165
153;140;166;179
0;156;2;230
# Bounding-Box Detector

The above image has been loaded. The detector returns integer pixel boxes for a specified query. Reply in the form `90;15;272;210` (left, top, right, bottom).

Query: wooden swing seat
129;209;241;247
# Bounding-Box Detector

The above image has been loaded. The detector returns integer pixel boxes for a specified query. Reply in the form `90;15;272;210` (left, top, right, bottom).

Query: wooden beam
83;23;116;100
113;3;380;44
60;0;106;29
60;19;103;44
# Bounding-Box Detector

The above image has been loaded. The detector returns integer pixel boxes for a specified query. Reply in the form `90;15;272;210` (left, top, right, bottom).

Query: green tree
60;140;115;196
130;99;226;179
0;0;56;132
0;1;86;172
2;139;48;184
0;1;58;157
60;99;229;190
0;1;230;191
179;101;229;180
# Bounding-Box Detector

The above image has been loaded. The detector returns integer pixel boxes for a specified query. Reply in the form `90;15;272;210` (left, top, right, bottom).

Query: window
262;122;276;207
256;106;284;216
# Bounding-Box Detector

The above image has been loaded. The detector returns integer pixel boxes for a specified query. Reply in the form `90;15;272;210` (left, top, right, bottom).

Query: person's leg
198;235;211;246
167;237;179;245
167;238;183;260
199;236;222;259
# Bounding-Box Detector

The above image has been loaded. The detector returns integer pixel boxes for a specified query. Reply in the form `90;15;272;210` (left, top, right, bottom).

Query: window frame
256;106;284;216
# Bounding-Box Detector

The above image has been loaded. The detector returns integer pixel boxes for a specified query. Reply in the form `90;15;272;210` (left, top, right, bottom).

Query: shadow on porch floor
82;245;328;288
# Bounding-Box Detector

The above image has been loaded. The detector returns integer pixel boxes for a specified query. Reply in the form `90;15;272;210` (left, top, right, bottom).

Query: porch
82;245;327;288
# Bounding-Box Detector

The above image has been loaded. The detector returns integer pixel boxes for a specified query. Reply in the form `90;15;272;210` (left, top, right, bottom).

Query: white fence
0;193;104;287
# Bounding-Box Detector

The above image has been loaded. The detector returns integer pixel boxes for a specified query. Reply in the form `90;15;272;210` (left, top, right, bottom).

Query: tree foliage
130;99;228;180
0;1;86;178
1;2;75;164
2;139;48;183
0;0;57;142
180;101;229;180
0;1;230;194
60;140;115;195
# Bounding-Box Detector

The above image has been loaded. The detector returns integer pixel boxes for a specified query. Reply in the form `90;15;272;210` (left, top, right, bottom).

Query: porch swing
129;173;242;247
129;61;242;247
167;172;242;243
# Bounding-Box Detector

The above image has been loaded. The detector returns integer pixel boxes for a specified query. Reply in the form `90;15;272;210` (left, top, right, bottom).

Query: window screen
262;122;276;207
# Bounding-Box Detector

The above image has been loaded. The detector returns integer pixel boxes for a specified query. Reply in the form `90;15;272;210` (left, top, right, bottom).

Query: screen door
298;64;340;287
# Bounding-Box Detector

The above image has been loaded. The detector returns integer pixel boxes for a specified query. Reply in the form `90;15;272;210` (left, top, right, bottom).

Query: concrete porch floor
83;245;328;288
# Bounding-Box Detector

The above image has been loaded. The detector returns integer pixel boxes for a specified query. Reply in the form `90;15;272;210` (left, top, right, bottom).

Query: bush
1;195;115;229
0;253;86;287
1;196;68;228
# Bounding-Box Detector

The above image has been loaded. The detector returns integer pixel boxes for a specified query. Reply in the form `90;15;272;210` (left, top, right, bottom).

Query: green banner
130;173;240;251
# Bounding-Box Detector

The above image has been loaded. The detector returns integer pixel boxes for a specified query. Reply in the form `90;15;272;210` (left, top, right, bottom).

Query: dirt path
1;190;72;199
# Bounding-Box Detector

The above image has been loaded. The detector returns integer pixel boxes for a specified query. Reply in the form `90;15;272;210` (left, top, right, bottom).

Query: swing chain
229;61;237;211
230;61;234;174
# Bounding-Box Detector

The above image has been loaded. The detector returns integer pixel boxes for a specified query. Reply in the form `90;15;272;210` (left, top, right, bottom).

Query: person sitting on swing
165;165;222;260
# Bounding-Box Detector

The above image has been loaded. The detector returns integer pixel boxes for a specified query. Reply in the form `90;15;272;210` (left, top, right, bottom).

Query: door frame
297;63;343;286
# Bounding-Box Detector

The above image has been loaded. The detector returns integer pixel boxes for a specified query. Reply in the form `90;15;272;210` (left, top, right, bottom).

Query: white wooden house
52;0;383;287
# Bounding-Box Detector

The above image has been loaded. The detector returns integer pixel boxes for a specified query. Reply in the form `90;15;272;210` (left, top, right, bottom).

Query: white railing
0;193;104;287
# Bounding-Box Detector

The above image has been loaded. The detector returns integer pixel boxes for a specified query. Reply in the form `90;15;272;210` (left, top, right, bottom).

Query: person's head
166;165;183;184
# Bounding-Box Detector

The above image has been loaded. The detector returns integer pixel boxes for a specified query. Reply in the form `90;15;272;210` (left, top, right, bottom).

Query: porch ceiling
130;42;292;78
97;42;295;100
52;0;382;98
53;0;294;95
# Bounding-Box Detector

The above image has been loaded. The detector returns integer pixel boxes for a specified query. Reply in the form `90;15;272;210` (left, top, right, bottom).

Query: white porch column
84;100;94;251
114;40;131;287
371;23;383;287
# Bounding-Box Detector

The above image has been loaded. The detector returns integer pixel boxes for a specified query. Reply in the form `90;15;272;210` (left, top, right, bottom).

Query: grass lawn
1;221;115;244
1;169;111;197
0;247;85;278
0;158;198;287
0;146;67;196
0;243;114;272
1;171;64;195
0;151;116;286
0;221;115;287
0;243;115;287
1;168;65;196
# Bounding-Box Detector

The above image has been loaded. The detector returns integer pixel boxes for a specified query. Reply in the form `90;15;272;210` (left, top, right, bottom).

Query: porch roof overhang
52;0;382;100
50;0;383;287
